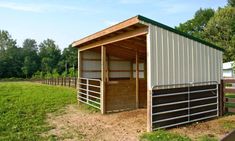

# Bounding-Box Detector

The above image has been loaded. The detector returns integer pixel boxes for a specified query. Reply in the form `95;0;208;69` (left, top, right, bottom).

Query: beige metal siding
81;51;135;79
147;25;223;89
109;56;131;78
82;51;101;78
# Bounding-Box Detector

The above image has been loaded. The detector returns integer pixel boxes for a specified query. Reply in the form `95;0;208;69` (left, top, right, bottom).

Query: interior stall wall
82;50;101;79
81;50;145;79
109;56;131;79
147;24;223;89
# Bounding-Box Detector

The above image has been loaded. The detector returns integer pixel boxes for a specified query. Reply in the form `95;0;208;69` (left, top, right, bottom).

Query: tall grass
0;82;77;140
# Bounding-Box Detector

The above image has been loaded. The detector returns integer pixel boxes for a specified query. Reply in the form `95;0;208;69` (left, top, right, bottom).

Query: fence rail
77;77;101;110
221;78;235;113
42;77;77;88
151;81;219;130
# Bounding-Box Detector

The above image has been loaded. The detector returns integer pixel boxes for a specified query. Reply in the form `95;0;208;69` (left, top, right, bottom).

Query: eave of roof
72;15;140;47
72;15;224;52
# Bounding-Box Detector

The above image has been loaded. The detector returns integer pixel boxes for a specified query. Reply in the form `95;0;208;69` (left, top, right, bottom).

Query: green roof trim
137;15;225;52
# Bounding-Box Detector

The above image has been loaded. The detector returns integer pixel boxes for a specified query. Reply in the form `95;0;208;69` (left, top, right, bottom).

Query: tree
176;8;215;38
0;30;23;78
39;39;61;73
60;45;78;72
52;69;60;78
228;0;235;7
21;39;39;78
203;6;235;61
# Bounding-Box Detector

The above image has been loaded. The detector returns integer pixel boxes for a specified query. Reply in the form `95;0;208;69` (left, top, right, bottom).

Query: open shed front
78;34;148;113
72;15;224;132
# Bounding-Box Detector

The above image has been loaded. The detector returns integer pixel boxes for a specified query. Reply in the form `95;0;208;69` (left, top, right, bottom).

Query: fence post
75;77;77;88
69;77;71;87
224;97;228;113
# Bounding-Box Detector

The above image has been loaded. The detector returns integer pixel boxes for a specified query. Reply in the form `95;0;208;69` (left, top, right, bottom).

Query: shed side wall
147;24;223;89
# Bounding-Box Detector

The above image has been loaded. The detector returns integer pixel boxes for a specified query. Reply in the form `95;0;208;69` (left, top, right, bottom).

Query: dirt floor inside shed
46;105;147;141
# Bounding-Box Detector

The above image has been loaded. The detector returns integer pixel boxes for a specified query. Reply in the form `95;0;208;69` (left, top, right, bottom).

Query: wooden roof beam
72;16;140;47
77;27;148;52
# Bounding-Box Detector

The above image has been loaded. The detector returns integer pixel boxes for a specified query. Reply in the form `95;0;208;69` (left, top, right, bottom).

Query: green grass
225;93;235;108
225;102;235;108
225;93;235;98
140;130;191;141
0;82;77;141
220;119;235;130
198;135;218;141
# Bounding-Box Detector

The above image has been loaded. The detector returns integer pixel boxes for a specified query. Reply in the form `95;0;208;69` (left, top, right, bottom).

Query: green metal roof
137;15;225;52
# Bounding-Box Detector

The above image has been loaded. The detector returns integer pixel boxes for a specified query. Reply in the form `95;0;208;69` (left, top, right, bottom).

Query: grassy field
1;82;235;141
0;82;76;141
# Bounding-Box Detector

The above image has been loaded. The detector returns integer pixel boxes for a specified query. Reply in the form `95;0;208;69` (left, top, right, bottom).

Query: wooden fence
42;77;77;88
221;78;235;114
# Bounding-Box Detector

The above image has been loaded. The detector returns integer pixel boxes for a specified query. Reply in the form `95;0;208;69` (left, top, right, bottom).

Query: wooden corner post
136;50;139;109
77;50;82;105
146;28;152;132
101;46;107;114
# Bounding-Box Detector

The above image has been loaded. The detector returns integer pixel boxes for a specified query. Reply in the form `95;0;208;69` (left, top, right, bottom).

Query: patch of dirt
46;105;146;141
170;115;235;140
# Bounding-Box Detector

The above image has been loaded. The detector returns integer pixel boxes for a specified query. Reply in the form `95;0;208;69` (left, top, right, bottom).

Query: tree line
175;0;235;62
0;31;77;79
0;0;234;79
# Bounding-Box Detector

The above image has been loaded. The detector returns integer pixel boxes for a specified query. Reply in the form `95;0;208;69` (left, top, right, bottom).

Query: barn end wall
147;24;223;89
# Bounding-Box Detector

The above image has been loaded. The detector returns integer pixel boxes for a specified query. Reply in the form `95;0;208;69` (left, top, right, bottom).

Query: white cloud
0;1;91;13
0;2;43;12
103;20;118;26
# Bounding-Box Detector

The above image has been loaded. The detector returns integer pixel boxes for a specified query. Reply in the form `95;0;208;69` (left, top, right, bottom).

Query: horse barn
72;15;224;131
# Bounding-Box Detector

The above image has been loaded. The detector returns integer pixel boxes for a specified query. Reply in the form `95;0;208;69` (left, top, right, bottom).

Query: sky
0;0;228;50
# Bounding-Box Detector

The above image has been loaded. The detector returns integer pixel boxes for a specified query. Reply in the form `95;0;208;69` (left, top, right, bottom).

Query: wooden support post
147;90;152;132
77;51;82;105
130;61;133;80
136;50;139;109
144;61;147;80
107;55;110;83
101;46;107;114
147;32;152;132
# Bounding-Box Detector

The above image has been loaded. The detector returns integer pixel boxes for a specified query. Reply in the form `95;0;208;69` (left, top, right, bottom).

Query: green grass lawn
140;130;191;141
0;82;77;141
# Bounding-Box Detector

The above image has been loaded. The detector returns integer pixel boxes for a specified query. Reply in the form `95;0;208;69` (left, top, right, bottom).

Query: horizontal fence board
41;77;77;89
223;79;235;83
224;88;235;93
222;78;235;114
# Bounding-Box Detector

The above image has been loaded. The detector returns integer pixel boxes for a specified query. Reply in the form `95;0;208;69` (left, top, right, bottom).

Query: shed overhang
72;15;224;52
